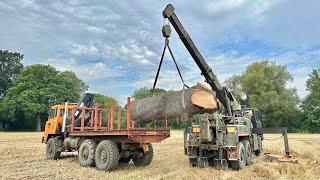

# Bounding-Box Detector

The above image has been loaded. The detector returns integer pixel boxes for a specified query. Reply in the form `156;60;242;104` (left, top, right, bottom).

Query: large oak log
130;83;218;124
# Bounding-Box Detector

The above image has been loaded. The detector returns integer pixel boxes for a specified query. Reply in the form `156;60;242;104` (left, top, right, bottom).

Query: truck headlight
227;126;237;133
192;127;200;133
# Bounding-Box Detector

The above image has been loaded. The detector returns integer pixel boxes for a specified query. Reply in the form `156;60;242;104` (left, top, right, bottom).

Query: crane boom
162;4;237;115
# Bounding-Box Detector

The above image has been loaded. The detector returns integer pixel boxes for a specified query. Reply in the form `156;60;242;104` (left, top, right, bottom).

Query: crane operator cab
243;108;263;130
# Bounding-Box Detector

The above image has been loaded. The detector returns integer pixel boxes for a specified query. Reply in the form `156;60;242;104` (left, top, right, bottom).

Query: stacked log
130;83;219;124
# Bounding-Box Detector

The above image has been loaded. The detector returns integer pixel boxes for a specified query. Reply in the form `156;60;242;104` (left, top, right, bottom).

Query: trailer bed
68;129;170;143
66;97;170;144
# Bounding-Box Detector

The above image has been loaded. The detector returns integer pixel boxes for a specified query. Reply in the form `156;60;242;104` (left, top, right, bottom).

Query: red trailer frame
68;97;170;144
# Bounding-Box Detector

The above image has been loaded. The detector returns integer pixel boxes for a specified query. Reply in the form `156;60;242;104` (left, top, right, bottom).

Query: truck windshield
60;109;65;117
48;109;56;119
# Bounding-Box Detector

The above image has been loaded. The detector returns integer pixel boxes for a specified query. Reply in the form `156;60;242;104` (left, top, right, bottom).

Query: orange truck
42;93;170;171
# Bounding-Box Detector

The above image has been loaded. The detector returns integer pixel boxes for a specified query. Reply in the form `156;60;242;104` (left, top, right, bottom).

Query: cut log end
191;90;218;110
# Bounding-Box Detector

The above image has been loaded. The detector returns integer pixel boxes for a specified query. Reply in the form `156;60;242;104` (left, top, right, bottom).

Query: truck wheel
78;139;97;167
46;137;61;160
119;158;131;164
132;144;153;166
95;140;119;171
254;137;262;156
189;158;197;167
242;140;252;165
254;149;261;156
230;142;246;170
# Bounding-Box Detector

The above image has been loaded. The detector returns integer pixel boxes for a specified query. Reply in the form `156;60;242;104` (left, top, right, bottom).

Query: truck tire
189;158;197;167
132;144;153;166
242;140;252;165
95;140;119;171
254;137;262;156
78;139;97;167
254;149;261;156
230;142;246;170
46;137;61;160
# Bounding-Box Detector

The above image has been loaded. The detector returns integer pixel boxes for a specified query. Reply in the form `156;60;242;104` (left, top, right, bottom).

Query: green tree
132;87;166;100
0;64;87;131
52;71;88;102
0;50;23;98
93;93;119;127
302;69;320;132
94;93;118;108
224;75;247;105
225;61;300;130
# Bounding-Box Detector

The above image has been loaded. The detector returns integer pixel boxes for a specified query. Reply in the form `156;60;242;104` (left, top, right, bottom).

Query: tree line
0;50;319;132
132;62;320;132
224;61;319;132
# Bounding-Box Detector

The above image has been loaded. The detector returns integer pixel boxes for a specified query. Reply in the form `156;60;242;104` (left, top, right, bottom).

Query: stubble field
0;131;319;179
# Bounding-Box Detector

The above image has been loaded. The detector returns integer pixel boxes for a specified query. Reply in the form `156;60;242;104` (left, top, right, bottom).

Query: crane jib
162;4;234;114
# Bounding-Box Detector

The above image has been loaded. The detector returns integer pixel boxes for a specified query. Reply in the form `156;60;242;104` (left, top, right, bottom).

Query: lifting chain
152;23;189;92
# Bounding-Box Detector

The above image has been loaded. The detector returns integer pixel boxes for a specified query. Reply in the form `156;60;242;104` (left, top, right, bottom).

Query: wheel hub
100;150;107;162
83;148;89;160
48;145;53;154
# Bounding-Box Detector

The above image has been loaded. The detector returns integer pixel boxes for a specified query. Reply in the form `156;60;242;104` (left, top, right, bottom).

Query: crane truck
161;4;290;170
42;93;170;171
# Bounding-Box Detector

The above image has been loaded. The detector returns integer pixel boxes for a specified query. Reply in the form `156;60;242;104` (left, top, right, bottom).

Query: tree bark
130;83;219;124
36;115;41;131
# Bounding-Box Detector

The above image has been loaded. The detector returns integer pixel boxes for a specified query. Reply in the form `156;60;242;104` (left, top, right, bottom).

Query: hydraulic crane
161;4;290;169
162;4;238;116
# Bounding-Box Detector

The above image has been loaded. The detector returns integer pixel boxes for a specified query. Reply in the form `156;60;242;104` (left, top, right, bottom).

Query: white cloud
205;0;247;15
116;95;131;106
70;39;158;67
132;70;192;91
46;58;124;81
117;39;156;65
0;0;319;101
69;43;99;56
0;1;15;10
85;26;107;34
288;76;308;98
20;0;39;9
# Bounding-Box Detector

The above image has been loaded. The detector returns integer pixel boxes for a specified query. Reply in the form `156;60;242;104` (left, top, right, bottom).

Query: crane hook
162;25;171;38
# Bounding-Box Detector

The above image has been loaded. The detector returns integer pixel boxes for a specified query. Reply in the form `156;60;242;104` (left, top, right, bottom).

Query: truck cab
184;106;264;170
243;108;263;130
43;104;77;143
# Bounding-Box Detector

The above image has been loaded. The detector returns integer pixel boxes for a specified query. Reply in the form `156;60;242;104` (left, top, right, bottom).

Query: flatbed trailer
68;129;170;143
43;97;170;171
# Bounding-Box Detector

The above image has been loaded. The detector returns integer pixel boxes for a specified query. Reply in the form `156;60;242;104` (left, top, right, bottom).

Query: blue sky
0;0;319;104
